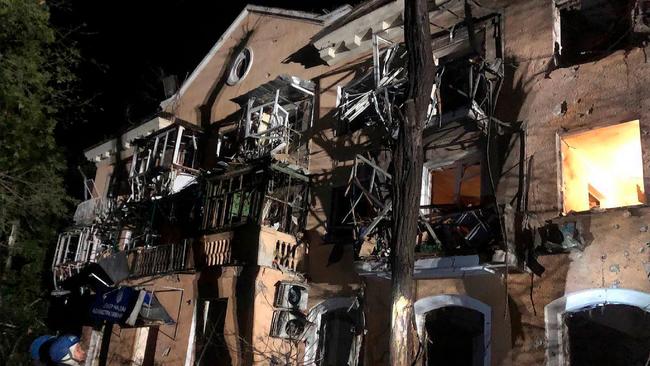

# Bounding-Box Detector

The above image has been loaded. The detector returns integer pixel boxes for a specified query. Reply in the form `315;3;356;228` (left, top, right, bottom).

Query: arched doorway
415;295;491;366
545;288;650;366
303;297;364;366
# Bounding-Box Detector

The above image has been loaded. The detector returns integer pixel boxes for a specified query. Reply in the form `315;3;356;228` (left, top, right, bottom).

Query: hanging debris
234;75;315;168
343;154;441;258
342;153;504;261
52;226;105;286
337;14;507;137
129;121;202;202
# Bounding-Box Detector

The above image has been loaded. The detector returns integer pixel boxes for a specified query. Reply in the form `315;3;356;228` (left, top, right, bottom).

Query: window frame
556;119;647;214
422;154;484;210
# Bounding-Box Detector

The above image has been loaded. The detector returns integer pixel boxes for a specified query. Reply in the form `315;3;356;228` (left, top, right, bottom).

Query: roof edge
245;5;322;23
175;7;250;100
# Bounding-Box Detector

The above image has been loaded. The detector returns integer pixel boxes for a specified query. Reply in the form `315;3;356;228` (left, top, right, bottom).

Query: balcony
233;75;315;168
129;121;202;201
202;163;309;236
52;227;106;285
73;197;112;226
126;241;194;279
197;231;234;267
196;225;305;272
259;226;305;272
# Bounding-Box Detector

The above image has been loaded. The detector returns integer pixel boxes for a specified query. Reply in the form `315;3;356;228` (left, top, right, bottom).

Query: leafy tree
0;1;80;364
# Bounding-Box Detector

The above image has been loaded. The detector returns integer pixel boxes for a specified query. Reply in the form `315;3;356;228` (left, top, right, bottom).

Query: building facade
51;1;650;365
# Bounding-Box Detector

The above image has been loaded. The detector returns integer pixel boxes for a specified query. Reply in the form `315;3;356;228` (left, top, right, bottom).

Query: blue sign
90;287;139;324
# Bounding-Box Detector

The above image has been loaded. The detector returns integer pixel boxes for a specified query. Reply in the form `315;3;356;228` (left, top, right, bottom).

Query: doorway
424;306;485;366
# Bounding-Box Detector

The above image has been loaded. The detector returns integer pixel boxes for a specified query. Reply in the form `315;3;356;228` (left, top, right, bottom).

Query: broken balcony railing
235;75;315;166
344;154;502;259
129;121;202;201
73;196;113;226
52;226;106;285
343;154;440;257
202;163;309;236
337;14;504;136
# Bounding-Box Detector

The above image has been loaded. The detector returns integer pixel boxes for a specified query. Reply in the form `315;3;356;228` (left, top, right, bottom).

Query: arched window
545;288;650;366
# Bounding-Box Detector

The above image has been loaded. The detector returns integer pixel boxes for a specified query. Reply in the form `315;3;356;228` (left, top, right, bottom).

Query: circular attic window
226;47;253;86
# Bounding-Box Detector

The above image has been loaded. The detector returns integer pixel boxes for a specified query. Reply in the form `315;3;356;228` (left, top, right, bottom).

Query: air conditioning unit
270;310;307;340
273;282;308;311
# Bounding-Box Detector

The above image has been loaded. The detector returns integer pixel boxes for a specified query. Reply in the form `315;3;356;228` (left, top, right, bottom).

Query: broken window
337;14;503;135
343;154;444;257
426;207;501;256
327;186;375;243
341;154;501;258
129;122;202;201
202;164;309;235
202;168;264;231
235;75;315;166
52;226;105;286
553;0;645;66
344;155;395;256
427;162;482;208
560;120;645;213
261;166;309;234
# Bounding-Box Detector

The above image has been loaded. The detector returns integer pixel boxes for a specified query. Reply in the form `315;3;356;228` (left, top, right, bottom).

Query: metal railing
127;241;194;278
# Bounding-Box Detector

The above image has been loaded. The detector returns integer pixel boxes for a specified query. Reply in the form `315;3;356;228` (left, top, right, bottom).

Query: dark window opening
556;0;638;66
177;132;200;169
424;306;485;366
195;299;232;366
327;186;354;242
566;304;650;366
317;309;357;366
437;58;479;115
215;130;239;162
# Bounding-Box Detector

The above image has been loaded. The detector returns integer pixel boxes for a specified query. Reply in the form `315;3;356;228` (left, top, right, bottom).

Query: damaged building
49;0;650;365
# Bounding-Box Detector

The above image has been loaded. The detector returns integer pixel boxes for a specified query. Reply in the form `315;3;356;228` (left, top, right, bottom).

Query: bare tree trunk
390;0;435;365
3;221;19;278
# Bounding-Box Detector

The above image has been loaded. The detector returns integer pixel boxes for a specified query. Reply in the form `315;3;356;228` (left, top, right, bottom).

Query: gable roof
166;4;352;107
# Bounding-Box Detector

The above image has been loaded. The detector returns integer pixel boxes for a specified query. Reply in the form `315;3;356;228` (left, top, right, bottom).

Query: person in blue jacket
48;334;87;366
29;335;56;365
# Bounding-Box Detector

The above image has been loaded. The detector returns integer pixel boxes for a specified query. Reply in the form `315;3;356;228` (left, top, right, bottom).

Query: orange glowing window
560;120;646;213
430;163;482;206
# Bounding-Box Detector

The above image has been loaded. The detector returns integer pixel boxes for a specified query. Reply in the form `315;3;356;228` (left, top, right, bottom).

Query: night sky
49;1;360;198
